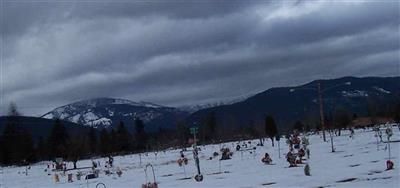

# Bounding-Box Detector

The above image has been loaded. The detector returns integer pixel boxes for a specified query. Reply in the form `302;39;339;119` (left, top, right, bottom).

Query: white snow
112;99;164;109
112;99;137;105
87;118;112;128
373;86;391;94
42;113;54;119
342;90;369;97
70;114;81;124
82;112;99;122
1;127;399;188
108;109;114;117
138;102;164;109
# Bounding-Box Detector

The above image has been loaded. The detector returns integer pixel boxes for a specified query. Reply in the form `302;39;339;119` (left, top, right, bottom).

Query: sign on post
190;127;199;135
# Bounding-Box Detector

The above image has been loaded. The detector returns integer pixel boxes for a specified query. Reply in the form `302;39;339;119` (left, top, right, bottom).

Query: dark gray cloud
1;1;399;116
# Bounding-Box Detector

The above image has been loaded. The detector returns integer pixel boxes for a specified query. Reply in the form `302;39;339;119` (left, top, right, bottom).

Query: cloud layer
1;1;399;115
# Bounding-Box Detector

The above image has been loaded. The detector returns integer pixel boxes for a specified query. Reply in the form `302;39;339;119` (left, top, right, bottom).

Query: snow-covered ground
1;127;399;188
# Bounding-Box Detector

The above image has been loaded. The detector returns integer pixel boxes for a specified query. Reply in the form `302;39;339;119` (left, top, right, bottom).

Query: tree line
0;116;152;166
1;96;399;166
0;104;154;166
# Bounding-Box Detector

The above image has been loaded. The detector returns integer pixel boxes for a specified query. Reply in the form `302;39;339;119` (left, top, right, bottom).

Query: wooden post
218;159;221;173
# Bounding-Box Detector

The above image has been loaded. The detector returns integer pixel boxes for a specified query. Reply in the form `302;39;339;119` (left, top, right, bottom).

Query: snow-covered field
1;127;399;188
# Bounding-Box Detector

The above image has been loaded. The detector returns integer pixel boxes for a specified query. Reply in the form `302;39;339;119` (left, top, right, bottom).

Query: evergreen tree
394;102;400;123
304;124;311;132
36;137;49;161
293;121;304;132
205;112;217;141
1;104;35;165
3;116;29;165
333;108;351;136
116;121;131;152
109;129;117;153
99;128;112;155
246;120;258;138
8;102;21;116
134;118;148;151
48;119;70;159
176;121;190;148
265;115;278;146
1;120;18;164
20;129;36;163
67;135;88;169
87;127;98;154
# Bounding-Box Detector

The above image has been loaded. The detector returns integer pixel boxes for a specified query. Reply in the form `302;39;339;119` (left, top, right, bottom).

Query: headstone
68;173;73;182
76;172;82;180
54;174;60;183
85;173;97;180
304;164;311;176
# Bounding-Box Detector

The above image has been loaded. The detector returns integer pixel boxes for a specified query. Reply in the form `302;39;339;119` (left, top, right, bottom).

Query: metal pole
196;155;201;175
194;131;197;145
318;82;327;142
330;130;335;152
191;127;203;181
183;164;187;178
278;140;281;158
376;131;380;151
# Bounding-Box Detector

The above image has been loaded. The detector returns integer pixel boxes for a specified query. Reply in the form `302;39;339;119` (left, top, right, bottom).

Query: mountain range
41;98;188;131
187;76;400;131
2;76;397;136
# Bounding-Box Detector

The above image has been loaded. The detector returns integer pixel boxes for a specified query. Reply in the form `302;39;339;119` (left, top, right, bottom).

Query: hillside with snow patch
42;98;188;130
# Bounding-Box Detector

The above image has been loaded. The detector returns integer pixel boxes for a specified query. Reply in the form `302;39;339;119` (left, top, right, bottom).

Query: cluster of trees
0;105;151;166
96;118;149;155
0;104;35;165
367;95;400;124
175;112;280;148
0;118;35;165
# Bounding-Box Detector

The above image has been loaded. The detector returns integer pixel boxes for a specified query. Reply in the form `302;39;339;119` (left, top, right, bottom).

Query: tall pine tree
99;128;111;156
1;104;35;165
265;115;278;147
87;127;98;154
116;121;131;152
207;112;217;140
176;121;190;148
36;136;49;161
48;119;70;159
134;118;148;151
293;121;304;132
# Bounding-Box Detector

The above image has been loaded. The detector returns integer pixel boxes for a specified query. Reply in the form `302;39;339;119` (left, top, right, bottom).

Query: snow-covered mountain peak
64;98;166;109
42;98;186;129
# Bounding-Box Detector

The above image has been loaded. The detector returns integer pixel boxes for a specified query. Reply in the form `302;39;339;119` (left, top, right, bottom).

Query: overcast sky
1;0;399;116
